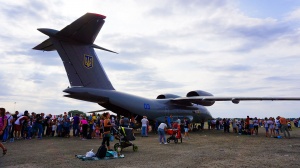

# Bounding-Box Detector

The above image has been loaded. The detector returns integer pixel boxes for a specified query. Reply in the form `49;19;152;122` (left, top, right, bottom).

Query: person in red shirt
245;116;250;134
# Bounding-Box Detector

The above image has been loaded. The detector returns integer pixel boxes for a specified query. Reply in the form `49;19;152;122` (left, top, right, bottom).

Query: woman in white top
232;119;237;133
268;117;275;137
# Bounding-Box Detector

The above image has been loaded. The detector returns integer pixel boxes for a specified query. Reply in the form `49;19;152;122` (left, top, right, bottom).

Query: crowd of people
1;107;299;156
205;116;298;139
3;112;138;141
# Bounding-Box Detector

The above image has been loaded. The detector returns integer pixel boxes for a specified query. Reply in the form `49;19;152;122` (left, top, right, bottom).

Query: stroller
166;122;182;144
113;126;138;152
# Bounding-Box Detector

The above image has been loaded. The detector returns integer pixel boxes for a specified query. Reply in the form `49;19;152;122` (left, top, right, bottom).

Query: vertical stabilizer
33;13;115;90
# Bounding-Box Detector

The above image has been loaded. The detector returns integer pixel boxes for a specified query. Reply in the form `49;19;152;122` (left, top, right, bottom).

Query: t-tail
33;13;116;90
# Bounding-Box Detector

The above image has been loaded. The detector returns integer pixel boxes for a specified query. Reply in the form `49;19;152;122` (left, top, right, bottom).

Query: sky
1;0;300;118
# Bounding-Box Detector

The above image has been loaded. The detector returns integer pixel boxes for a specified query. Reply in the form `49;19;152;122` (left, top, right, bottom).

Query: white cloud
0;0;300;118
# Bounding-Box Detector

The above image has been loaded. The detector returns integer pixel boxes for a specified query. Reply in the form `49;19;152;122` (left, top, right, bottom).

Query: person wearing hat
141;116;149;137
277;116;290;139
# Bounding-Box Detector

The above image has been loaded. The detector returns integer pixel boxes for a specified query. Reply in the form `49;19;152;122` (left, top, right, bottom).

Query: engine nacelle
156;94;181;99
186;90;215;106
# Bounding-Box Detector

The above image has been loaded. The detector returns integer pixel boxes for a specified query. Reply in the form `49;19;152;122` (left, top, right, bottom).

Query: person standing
183;117;190;139
9;111;19;142
102;112;112;150
80;116;88;140
0;108;7;155
253;117;259;135
264;117;270;137
216;119;220;130
89;113;96;137
123;116;129;128
207;119;211;130
14;114;28;139
72;114;80;137
269;117;275;137
232;119;237;133
277;116;290;139
34;114;43;139
245;116;250;134
157;122;168;144
167;115;173;128
44;114;52;136
249;118;254;135
141;116;149;137
3;111;12;142
57;114;63;137
275;119;280;137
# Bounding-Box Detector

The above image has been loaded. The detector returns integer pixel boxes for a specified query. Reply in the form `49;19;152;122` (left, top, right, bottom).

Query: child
238;122;242;135
52;121;57;137
95;125;100;139
92;122;97;139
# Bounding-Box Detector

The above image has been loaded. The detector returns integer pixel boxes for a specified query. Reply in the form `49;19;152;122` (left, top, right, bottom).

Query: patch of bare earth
1;128;300;168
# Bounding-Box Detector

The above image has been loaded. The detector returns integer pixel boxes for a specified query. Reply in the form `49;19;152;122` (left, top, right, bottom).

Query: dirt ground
0;127;300;168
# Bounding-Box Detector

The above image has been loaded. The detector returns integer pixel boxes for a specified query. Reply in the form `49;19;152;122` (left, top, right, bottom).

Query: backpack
96;145;107;158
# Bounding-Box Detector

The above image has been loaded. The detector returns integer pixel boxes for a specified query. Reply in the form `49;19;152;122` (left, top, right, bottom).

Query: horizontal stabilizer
32;38;55;51
92;44;118;54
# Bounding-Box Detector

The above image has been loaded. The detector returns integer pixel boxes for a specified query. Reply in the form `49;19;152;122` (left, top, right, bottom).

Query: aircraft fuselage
63;87;212;122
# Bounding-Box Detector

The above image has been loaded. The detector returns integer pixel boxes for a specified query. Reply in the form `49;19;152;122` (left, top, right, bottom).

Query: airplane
33;13;300;123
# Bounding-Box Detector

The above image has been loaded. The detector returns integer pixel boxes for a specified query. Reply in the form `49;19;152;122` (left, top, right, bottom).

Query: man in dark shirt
183;118;190;139
35;114;43;139
123;116;129;127
72;114;80;137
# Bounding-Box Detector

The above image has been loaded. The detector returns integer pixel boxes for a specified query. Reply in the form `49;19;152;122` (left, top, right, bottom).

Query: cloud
1;0;300;118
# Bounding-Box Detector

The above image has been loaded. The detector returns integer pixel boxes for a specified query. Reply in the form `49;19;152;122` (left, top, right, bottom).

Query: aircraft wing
86;109;110;113
171;96;300;106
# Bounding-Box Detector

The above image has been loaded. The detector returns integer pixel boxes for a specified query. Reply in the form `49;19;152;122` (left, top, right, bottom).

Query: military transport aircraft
33;13;300;122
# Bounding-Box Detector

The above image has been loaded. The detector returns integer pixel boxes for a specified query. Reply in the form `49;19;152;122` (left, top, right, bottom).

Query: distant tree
68;110;86;117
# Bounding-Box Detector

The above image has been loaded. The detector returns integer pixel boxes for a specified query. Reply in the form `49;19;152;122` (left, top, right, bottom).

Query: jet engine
186;90;215;106
156;94;181;99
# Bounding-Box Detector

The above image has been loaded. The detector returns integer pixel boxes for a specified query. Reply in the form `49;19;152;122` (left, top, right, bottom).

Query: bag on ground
96;145;107;158
85;149;95;157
